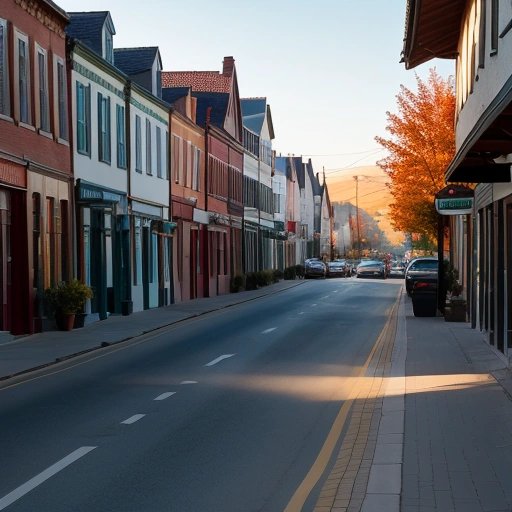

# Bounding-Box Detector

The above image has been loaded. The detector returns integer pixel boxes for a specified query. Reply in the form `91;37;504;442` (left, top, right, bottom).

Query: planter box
445;300;467;322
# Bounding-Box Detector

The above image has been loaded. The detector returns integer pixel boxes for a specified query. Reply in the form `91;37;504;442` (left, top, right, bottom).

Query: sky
55;0;455;180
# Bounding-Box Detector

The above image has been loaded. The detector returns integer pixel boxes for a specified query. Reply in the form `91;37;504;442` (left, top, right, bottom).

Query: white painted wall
71;53;127;194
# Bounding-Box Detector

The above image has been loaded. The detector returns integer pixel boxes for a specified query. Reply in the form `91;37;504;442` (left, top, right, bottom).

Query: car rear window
411;260;438;270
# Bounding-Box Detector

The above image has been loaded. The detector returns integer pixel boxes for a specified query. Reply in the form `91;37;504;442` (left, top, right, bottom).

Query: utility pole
354;176;361;257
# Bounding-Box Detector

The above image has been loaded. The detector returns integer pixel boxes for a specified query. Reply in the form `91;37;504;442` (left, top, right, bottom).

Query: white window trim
14;28;31;126
135;114;143;172
35;44;50;134
53;55;68;143
0;19;11;119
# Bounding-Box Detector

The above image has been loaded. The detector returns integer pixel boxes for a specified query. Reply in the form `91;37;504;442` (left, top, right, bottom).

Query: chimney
222;56;235;76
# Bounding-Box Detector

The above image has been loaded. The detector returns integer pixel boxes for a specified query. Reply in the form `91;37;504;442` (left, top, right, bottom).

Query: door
0;190;10;330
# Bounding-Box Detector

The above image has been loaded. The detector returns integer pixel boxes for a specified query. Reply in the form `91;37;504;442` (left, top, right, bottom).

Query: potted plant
44;279;93;331
444;278;467;322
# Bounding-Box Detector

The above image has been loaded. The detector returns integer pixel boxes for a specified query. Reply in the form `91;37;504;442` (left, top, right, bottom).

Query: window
156;126;162;178
97;93;111;163
172;134;181;183
55;58;68;140
135;115;142;172
0;19;10;116
192;147;200;191
116;104;126;168
76;82;91;155
146;118;152;175
104;30;113;64
36;47;50;132
16;31;30;124
165;131;169;179
491;0;499;54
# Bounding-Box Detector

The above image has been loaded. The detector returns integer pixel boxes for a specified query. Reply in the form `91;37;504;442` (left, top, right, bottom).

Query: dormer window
102;14;115;64
104;30;113;64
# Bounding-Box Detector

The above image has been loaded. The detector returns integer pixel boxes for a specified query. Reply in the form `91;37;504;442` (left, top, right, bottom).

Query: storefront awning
446;82;512;183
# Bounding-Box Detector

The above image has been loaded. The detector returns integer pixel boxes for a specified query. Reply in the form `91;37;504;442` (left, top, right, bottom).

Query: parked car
405;257;438;295
304;258;327;279
356;259;386;279
388;261;406;278
411;276;438;317
327;260;350;278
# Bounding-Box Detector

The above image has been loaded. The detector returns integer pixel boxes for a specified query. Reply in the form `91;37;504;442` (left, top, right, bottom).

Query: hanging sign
435;185;474;215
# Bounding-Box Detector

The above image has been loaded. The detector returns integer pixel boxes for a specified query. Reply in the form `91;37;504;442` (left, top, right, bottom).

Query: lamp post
354;176;361;257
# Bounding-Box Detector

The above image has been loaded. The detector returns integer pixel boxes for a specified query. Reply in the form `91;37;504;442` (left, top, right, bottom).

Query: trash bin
411;278;438;317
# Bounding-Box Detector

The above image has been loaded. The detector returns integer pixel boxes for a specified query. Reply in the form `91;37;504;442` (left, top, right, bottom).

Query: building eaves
401;0;464;70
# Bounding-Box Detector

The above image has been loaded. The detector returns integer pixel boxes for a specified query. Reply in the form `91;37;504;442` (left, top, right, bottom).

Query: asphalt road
0;277;402;512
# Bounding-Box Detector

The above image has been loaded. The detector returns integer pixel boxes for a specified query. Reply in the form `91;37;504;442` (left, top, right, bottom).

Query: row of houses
0;0;334;336
402;0;512;362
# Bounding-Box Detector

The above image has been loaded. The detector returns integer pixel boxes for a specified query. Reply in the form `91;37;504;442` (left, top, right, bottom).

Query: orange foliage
375;69;455;242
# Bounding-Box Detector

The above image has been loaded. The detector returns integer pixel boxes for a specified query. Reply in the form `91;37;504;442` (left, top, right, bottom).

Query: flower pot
73;313;87;329
55;312;76;331
444;300;467;322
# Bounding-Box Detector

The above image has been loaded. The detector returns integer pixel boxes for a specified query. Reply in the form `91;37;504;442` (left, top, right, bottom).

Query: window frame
76;81;91;156
54;56;68;141
135;114;142;172
97;92;111;164
15;29;31;126
116;104;126;169
145;118;152;175
0;19;10;118
35;45;50;133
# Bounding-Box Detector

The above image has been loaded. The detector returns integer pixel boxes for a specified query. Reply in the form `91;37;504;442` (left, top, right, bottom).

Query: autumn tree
375;69;455;245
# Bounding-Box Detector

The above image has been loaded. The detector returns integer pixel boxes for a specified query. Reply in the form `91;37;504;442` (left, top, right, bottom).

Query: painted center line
0;446;97;511
121;414;145;425
298;312;304;315
154;392;176;401
180;380;198;385
312;303;318;307
205;354;236;367
261;327;277;334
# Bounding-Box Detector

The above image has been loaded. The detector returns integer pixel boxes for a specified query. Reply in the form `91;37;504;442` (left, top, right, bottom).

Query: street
0;278;401;512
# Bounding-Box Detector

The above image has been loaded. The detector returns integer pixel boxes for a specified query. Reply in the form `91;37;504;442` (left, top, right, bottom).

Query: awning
446;78;512;183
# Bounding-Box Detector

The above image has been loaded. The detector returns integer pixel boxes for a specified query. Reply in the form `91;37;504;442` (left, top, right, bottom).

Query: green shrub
230;274;246;293
44;279;93;315
295;264;305;278
272;269;284;283
245;272;258;290
284;266;297;280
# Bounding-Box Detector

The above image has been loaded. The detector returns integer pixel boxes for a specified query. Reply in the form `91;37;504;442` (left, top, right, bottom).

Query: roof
401;0;465;69
293;157;305;190
161;87;190;105
192;92;230;128
67;11;111;56
114;47;160;75
162;71;231;93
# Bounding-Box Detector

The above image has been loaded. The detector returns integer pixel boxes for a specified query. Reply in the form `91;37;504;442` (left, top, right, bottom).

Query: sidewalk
0;279;304;384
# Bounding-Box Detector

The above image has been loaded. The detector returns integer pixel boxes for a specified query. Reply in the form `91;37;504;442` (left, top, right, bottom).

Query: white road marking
121;414;145;424
261;327;277;334
0;446;96;510
298;312;304;315
205;354;235;367
312;303;318;307
180;380;198;385
154;392;176;401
